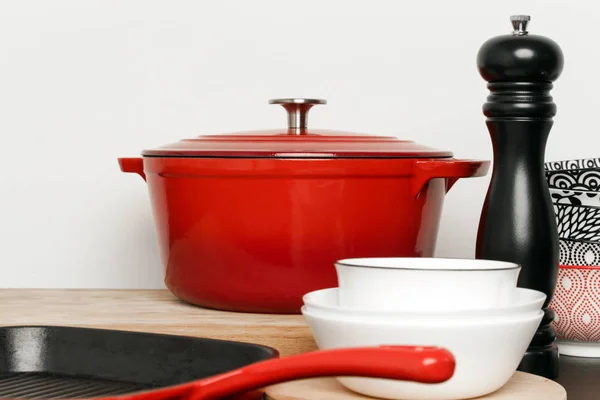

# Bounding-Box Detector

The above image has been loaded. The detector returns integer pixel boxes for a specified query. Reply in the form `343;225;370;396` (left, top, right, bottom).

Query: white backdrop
0;0;595;288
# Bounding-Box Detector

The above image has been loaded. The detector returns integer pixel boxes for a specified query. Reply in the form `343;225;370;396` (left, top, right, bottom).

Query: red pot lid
142;99;453;158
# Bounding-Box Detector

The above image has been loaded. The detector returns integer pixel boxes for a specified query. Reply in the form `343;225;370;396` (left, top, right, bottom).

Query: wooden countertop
1;289;596;399
0;289;317;357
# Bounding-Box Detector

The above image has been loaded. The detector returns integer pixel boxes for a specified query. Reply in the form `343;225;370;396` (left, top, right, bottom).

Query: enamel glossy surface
140;129;454;158
119;156;489;313
109;346;455;400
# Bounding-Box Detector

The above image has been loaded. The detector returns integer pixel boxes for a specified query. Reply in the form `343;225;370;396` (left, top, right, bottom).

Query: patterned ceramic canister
554;203;600;242
550;188;600;207
545;157;600;172
551;265;600;357
546;168;600;191
559;239;600;266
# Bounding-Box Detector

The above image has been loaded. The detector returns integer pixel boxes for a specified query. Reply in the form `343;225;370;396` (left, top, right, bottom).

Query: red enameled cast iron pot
119;98;490;313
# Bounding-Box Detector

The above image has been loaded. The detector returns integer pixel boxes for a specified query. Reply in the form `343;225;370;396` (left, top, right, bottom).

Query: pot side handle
412;159;491;198
118;157;146;181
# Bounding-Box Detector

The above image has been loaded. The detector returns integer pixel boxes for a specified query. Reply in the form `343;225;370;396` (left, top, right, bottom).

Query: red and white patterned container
550;264;600;357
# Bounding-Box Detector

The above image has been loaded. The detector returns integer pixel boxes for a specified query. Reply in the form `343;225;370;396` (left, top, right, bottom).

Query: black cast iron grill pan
0;326;277;399
0;326;455;400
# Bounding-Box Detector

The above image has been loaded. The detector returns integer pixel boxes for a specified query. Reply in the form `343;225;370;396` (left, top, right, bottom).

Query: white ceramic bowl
302;307;543;400
303;287;546;318
335;257;521;311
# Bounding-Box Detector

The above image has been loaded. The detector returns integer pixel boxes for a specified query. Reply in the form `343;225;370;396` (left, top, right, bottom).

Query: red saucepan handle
108;345;454;400
412;158;491;197
118;157;146;181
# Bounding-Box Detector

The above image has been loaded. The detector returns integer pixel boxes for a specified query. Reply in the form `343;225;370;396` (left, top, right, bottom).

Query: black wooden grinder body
475;16;564;379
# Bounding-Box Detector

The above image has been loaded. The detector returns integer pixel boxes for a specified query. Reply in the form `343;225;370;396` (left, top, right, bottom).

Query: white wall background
0;0;594;288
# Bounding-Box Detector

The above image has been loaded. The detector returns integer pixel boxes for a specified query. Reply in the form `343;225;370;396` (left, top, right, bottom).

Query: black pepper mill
475;15;564;379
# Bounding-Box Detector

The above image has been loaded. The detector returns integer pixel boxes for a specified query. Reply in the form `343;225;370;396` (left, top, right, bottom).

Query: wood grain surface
0;289;316;357
264;372;567;400
0;289;571;399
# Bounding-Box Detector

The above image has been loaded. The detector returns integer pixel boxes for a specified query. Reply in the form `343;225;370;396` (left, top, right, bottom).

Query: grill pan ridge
0;326;278;399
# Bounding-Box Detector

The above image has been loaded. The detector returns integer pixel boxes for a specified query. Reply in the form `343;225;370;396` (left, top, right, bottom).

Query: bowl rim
335;257;521;271
302;287;546;317
545;157;600;172
301;305;545;326
549;187;600;195
560;264;600;270
560;237;600;244
554;201;600;210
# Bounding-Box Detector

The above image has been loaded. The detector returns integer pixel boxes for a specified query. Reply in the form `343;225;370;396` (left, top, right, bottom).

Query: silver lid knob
269;98;326;133
511;15;530;36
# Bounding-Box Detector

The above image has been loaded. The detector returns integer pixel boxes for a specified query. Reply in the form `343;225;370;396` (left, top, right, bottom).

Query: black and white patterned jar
550;188;600;207
559;239;600;266
547;169;600;192
545;157;600;172
554;203;600;242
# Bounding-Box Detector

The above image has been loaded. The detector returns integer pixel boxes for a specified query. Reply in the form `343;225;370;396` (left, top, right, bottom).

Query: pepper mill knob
477;15;564;83
511;14;530;35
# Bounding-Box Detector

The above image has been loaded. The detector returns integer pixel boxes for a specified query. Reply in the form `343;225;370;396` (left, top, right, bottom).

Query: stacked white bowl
301;257;546;400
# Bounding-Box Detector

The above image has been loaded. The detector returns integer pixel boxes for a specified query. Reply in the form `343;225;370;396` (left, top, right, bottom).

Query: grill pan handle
108;345;454;400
